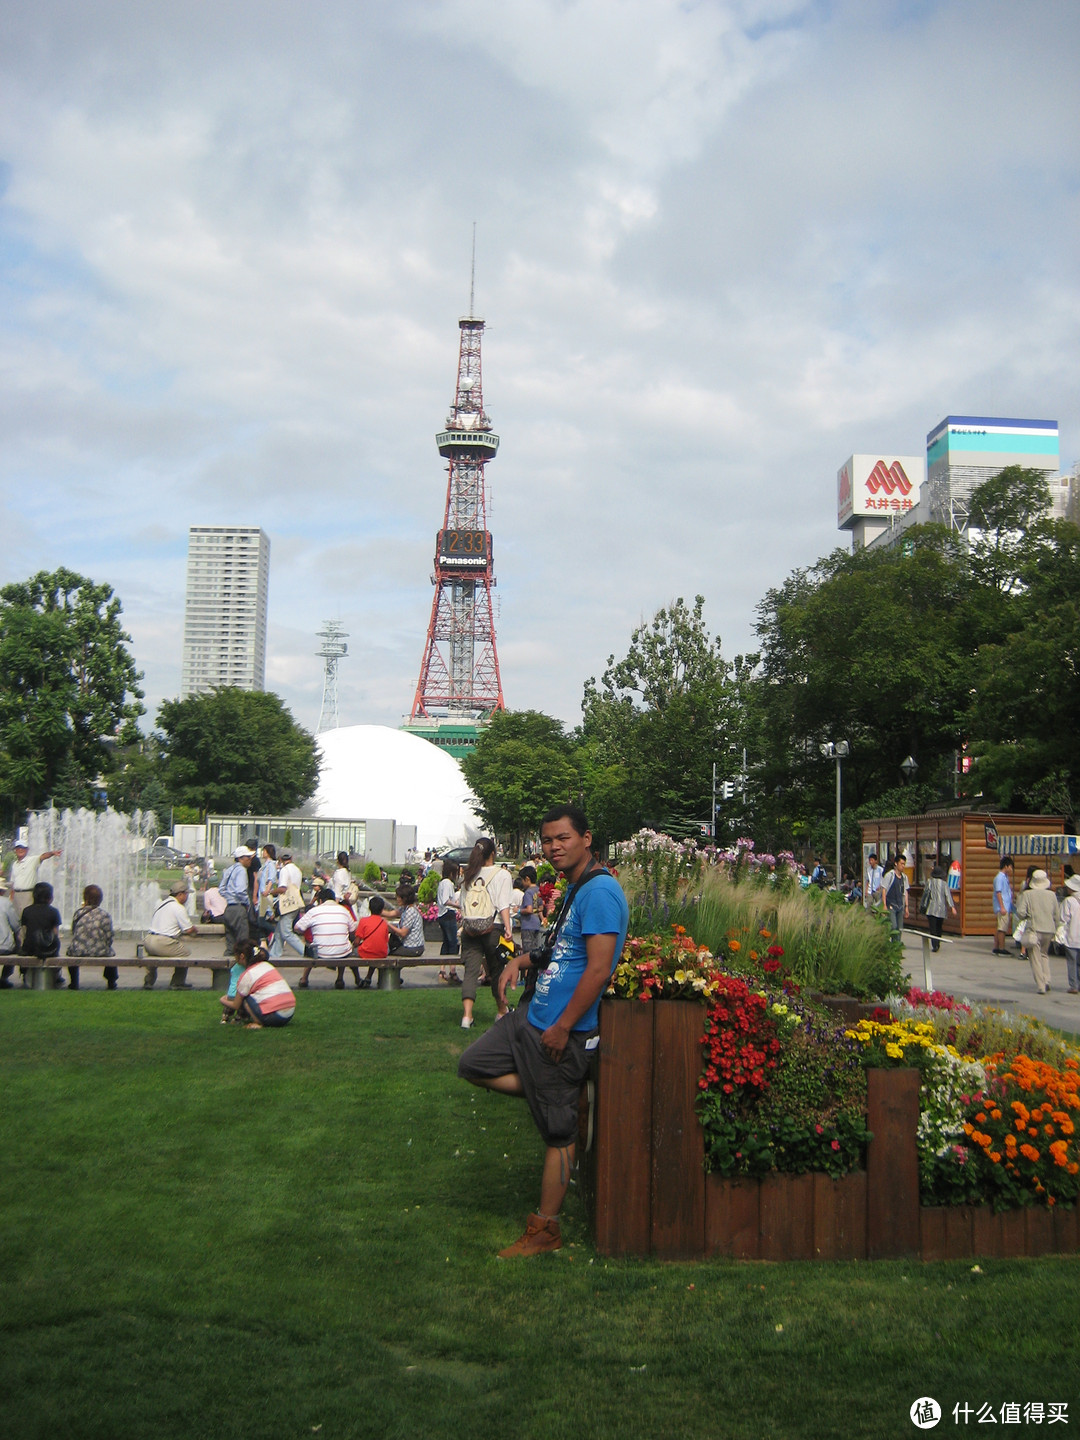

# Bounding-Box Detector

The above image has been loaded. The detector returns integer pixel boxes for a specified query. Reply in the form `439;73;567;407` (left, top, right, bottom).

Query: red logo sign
865;460;913;496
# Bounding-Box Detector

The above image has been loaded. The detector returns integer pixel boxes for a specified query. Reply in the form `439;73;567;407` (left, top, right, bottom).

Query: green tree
967;465;1052;596
107;736;170;819
461;710;579;853
748;528;972;858
578;596;734;841
966;517;1080;818
157;688;319;815
0;568;144;815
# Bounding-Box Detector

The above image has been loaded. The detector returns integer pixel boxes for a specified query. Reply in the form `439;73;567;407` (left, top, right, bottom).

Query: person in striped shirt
220;941;296;1028
295;888;358;989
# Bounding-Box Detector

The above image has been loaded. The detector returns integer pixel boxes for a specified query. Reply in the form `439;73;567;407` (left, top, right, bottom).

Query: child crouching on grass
221;947;249;1017
219;940;297;1029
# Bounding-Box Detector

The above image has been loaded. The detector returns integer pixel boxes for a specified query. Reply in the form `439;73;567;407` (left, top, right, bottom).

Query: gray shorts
457;1000;596;1146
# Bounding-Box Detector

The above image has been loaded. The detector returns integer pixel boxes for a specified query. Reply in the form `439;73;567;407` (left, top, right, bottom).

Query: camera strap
521;864;607;998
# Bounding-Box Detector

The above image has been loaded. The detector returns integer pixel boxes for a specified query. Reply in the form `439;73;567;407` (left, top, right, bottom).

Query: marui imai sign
837;454;925;527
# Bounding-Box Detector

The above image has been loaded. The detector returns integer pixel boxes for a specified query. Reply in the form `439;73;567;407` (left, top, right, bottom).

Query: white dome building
314;725;481;853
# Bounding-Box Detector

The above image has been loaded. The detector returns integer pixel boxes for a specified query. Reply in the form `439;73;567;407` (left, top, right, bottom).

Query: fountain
26;807;165;938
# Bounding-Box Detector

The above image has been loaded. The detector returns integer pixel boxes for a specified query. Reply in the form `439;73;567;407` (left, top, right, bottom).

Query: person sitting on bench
353;894;390;988
386;884;425;961
295;886;358;989
19;882;65;986
67;884;117;990
143;879;198;989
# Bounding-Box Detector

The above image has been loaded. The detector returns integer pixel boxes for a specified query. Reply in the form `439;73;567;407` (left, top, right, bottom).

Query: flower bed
845;1015;1080;1211
589;925;1080;1259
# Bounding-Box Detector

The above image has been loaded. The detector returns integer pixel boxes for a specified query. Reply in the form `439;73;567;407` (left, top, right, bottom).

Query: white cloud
0;0;1076;742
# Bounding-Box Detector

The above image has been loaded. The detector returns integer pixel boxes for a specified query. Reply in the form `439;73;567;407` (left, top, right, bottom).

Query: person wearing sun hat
1014;869;1061;995
143;876;199;988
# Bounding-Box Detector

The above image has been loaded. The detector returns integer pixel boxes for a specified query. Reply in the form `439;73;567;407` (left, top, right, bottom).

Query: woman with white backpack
457;838;514;1030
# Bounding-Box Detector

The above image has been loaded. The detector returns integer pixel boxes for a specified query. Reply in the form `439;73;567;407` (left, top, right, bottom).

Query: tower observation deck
406;308;505;737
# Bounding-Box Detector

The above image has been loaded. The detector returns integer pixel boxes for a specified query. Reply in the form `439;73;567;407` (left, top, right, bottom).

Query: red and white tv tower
407;259;505;742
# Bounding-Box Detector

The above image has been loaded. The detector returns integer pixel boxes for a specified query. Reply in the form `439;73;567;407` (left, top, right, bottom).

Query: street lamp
900;755;918;783
820;741;850;887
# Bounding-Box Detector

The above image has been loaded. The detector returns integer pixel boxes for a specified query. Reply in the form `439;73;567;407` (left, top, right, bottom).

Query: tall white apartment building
180;527;270;698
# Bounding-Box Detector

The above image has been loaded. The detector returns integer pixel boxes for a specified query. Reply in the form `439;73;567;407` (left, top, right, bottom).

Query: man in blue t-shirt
457;803;628;1259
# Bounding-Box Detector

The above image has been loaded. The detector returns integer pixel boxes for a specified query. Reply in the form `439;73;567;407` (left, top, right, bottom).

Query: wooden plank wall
593;1000;653;1256
650;1002;707;1258
593;1006;1080;1261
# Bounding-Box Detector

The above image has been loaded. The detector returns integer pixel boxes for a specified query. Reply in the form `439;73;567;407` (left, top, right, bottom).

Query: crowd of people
0;833;558;1010
991;856;1080;996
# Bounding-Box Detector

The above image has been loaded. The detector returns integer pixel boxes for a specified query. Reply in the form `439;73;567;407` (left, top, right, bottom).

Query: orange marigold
1020;1144;1041;1163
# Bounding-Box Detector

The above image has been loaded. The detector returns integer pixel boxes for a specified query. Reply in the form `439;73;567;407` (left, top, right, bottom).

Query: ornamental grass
618;832;903;1000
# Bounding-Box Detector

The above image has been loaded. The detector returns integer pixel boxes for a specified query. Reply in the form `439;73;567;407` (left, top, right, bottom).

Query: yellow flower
673;970;687;984
885;1043;904;1059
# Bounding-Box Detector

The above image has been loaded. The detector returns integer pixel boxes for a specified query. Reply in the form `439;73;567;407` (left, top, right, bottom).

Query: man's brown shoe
497;1213;562;1258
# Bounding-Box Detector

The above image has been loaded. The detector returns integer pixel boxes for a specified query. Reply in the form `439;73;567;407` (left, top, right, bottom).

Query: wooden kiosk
858;809;1067;938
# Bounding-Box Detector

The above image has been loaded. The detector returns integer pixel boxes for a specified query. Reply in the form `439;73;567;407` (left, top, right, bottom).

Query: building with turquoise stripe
925;415;1059;531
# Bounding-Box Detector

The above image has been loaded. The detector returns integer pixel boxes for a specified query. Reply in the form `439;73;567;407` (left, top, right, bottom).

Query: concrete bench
12;954;433;992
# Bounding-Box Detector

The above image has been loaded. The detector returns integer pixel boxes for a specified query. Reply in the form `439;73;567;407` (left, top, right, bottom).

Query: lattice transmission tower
409;253;505;722
316;620;348;733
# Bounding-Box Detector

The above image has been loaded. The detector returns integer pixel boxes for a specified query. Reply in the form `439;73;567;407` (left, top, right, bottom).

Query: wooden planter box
590;997;1080;1261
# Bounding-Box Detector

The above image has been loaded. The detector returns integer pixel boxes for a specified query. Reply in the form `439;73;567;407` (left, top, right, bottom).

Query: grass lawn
1;989;1076;1440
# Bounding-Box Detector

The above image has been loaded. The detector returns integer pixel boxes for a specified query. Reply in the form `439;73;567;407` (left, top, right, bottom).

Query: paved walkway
899;928;1080;1036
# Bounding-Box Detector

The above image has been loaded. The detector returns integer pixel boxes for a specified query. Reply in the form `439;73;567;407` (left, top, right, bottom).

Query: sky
1;0;1078;737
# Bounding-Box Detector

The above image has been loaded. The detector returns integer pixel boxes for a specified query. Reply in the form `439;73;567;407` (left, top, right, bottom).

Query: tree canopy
461;710;579;853
156;688;320;816
740;467;1080;855
578;596;734;841
0;568;144;815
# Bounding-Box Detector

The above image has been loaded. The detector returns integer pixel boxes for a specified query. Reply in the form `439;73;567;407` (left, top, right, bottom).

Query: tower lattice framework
316;620;348;733
410;309;505;720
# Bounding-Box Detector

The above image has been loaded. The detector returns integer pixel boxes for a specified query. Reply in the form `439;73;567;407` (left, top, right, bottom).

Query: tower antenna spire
316;620;348;733
469;222;476;318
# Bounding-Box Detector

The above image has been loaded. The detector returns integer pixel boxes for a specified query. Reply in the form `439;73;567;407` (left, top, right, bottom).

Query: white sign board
837;454;925;528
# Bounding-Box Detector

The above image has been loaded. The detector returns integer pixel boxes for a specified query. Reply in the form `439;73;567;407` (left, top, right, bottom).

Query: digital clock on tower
436;529;489;569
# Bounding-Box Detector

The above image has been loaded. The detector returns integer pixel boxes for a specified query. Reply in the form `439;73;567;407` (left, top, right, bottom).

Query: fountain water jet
27;807;165;937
